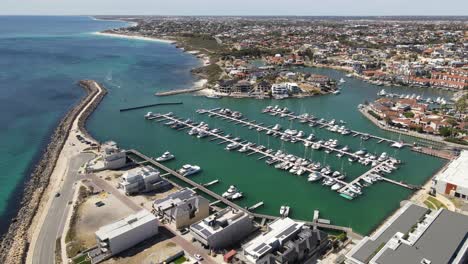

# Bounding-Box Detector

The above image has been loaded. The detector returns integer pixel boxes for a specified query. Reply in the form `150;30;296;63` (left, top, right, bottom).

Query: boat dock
262;107;407;147
155;87;205;96
150;112;414;201
200;108;362;160
126;148;361;237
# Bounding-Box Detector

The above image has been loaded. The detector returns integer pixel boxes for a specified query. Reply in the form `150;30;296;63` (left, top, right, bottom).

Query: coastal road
32;153;93;264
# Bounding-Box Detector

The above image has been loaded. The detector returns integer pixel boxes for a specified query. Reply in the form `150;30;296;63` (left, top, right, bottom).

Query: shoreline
92;31;175;44
0;80;107;264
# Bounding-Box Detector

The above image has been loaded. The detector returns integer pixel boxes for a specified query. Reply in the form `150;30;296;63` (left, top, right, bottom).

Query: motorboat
346;73;353;78
312;162;322;170
322;178;335;186
355;149;368;156
378;89;386;96
339;78;346;84
321;166;332;175
222;185;242;200
348;156;358;162
206;94;222;99
144;112;154;119
155;151;175;162
295;168;306;176
296;131;305;138
391;141;404;149
306;134;315;141
377;152;388;162
308;172;323;182
331;183;343;191
280;206;290;217
197;130;209;138
332;171;341;178
178;164;201;176
360;134;370;141
225;142;240;151
341;145;350;152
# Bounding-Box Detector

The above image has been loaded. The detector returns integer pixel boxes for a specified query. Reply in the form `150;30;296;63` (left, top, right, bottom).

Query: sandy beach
92;32;175;44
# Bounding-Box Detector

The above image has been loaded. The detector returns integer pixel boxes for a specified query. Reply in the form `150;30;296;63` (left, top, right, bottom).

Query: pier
155;87;204;96
126;148;360;237
200;108;362;160
262;106;407;147
150;112;413;201
120;102;183;112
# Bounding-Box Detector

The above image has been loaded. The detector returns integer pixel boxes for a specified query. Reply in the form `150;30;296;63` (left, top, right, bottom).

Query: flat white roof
435;150;468;187
244;218;303;261
96;210;157;241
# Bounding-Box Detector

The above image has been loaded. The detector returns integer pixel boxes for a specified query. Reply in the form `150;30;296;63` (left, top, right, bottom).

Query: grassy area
173;256;188;264
191;64;223;84
178;34;224;53
72;254;91;264
426;196;448;209
424;200;436;210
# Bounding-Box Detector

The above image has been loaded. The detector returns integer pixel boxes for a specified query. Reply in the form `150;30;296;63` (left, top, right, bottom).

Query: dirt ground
74;193;134;249
101;227;185;264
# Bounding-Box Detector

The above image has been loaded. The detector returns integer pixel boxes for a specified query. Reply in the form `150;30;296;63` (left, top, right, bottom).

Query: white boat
339;78;346;84
332;171;341;178
377;152;388;162
322;178;335;186
321;166;332;175
306;134;315;141
230;192;243;200
206;94;222;99
222;185;239;199
346;73;353;78
355;149;368;156
341;145;350;152
378;89;387;96
331;183;343;191
178;164;201;176
332;90;340;95
225;142;240;151
280;206;290;217
296;131;305;138
391;141;404;149
144;112;154;119
295;168;305;176
197;130;209;138
308;172;323;182
155;151;175;162
188;128;199;135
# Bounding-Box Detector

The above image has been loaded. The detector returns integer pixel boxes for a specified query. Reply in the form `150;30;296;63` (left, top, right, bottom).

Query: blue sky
2;0;467;16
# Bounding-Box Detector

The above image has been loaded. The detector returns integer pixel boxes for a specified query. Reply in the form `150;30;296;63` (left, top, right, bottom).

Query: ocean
0;16;449;236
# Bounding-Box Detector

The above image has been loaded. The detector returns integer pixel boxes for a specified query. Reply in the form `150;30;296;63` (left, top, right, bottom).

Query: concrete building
119;166;169;195
346;202;468;264
243;218;329;264
190;208;254;250
102;141;127;170
271;83;288;96
432;150;468;200
153;188;209;229
95;210;159;257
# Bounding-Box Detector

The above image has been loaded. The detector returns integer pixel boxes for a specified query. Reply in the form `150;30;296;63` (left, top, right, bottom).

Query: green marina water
88;59;449;235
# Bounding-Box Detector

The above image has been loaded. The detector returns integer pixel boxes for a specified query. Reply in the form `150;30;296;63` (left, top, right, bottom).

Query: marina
262;105;407;148
126;148;360;237
148;111;415;201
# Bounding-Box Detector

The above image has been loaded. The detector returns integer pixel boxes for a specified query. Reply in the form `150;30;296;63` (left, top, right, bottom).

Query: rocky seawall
0;80;107;264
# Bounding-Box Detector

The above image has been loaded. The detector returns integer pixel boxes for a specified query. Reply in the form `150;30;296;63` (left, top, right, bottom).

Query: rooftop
95;210;157;241
434;150;468;187
191;208;249;238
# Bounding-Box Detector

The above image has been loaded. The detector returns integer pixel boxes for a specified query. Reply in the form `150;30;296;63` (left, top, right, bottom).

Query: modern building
153;188;209;229
101;141;127;170
271;83;288;96
190;208;254;250
119;166;170;195
95;210;159;257
432;150;468;200
346;202;468;264
243;218;329;264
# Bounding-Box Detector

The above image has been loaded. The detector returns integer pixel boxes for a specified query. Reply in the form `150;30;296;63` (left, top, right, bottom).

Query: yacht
341;129;351;135
377;152;388;162
321;166;332;175
322;178;335;186
306;134;316;141
144;112;154;119
312;162;322;170
378;89;387;96
296;131;305;138
332;90;340;95
348;156;358;162
188;127;199;136
304;141;312;147
355;149;368;156
285;129;298;136
225;142;240;151
238;144;250;153
222;185;242;200
391;141;404;149
339;78;346;84
341;145;350;152
177;164;201;176
155;151;175;162
308;172;323;182
206;94;222;99
336;153;344;158
312;142;322;150
280;206;290;217
331;183;343;191
330;139;338;148
332;171;341;178
295;168;306;176
197;130;209;138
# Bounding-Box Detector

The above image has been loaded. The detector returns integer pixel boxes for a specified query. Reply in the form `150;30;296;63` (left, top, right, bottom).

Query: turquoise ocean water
0;16;450;236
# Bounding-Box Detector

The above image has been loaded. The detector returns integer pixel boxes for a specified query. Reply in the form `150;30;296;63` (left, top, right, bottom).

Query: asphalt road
32;153;93;264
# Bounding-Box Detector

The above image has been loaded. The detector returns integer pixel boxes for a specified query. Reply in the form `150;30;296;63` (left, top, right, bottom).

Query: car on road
194;254;203;261
95;201;105;207
180;228;189;235
55;192;61;197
